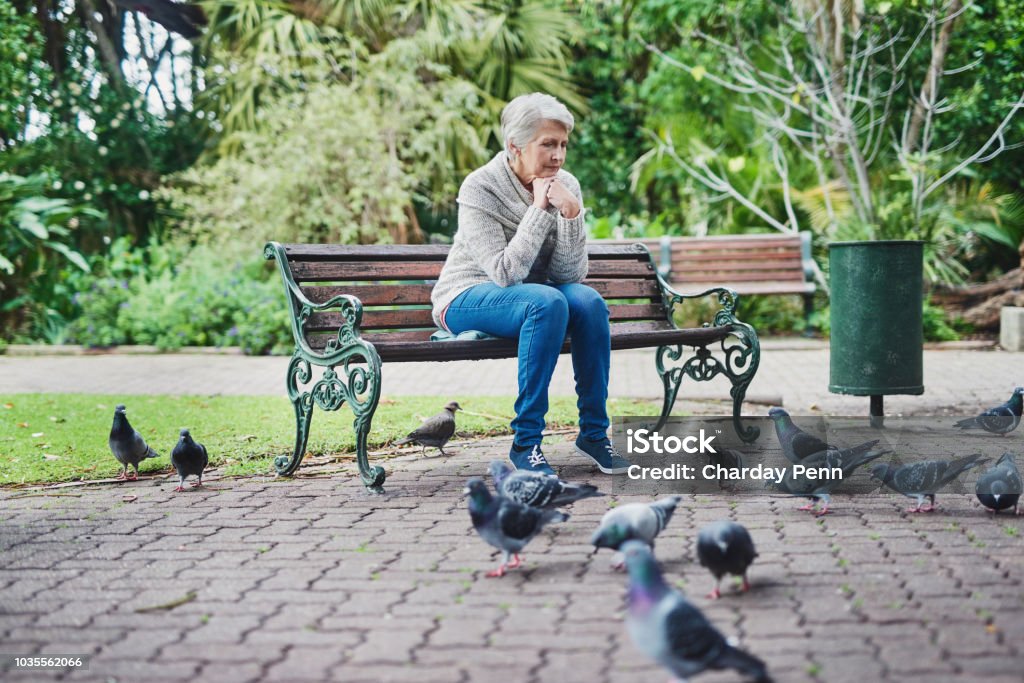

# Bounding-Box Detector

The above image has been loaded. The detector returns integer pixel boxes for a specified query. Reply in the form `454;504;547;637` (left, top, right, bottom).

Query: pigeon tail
714;646;773;683
948;453;990;477
953;417;980;430
552;483;603;506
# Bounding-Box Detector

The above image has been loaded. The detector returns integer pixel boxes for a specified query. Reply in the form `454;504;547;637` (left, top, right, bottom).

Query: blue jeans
444;282;611;447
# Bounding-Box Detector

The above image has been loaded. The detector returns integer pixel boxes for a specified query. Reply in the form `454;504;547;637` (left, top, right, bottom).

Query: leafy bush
68;241;292;354
0;172;104;339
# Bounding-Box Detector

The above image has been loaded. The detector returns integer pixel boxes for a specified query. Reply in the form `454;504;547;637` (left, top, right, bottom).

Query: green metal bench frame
264;241;761;493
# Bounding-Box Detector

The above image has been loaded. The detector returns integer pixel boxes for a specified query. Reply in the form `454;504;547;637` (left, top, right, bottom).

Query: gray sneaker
575;435;631;474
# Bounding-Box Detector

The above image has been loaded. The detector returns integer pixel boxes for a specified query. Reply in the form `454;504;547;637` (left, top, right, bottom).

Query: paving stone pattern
2;435;1022;683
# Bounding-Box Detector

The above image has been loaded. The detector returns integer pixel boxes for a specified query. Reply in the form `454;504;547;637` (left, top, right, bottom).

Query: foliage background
2;0;1023;347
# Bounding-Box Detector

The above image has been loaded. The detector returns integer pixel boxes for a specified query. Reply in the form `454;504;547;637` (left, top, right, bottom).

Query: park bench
627;232;817;325
264;242;761;493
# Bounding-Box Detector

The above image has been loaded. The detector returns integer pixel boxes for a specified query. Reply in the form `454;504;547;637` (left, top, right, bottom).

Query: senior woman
430;93;630;476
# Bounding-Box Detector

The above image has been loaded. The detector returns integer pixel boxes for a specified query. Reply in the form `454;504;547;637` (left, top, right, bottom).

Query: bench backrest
607;232;815;295
268;243;669;348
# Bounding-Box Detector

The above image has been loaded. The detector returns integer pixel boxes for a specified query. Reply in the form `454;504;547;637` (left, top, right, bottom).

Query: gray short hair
501;93;574;160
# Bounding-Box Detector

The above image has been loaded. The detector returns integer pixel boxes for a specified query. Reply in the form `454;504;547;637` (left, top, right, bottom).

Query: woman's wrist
560;205;580;219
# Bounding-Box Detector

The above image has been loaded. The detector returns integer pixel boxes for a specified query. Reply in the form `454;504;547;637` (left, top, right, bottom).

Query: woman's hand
546;179;580;219
532;177;555;210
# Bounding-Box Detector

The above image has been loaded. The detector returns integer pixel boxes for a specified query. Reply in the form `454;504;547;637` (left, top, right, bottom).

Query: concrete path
0;341;1020;417
1;437;1022;683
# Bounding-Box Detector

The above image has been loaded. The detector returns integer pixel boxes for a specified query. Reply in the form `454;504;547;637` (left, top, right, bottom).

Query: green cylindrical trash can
829;240;924;425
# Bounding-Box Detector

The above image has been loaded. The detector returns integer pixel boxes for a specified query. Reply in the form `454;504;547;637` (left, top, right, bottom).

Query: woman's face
513;120;569;181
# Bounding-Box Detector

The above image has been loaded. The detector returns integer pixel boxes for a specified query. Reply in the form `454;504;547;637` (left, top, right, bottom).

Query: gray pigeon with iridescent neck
768;407;880;465
954;387;1024;435
108;404;160;481
975;452;1022;514
870;454;989;513
488;460;602;509
395;401;461;456
623;541;773;682
464;478;568;578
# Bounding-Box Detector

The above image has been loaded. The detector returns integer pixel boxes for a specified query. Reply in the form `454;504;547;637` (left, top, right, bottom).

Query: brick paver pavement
2;434;1022;683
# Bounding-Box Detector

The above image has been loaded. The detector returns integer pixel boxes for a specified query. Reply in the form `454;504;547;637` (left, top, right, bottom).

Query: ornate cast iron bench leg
723;320;761;443
653;328;761;443
278;351;386;494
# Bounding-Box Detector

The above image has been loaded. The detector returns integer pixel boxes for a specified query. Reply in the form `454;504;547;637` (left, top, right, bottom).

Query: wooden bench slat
673;281;816;295
671;250;802;263
306;322;733;362
674;271;805;283
282;242;653;261
292;261;443;281
672;259;805;273
584;278;660;299
303;302;667;333
302;284;435;306
290;257;656;282
669;237;803;251
301;278;660;308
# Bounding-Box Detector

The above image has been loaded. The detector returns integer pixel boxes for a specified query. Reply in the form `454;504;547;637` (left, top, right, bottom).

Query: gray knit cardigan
430;151;589;329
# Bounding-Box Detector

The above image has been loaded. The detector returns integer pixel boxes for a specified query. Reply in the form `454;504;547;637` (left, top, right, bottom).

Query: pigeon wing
893;461;943;493
790;430;831;460
497;501;544;541
661;597;728;674
978;405;1017;433
501;474;556;507
402;413;454;443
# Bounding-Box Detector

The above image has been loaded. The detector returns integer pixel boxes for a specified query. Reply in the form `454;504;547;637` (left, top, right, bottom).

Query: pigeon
108;404;160;481
975;452;1022;514
622;540;773;683
953;387;1024;436
591;495;681;569
768;407;881;465
774;445;888;516
488;460;603;509
463;478;568;577
696;521;758;599
170;429;209;492
870;454;989;513
395;401;461;456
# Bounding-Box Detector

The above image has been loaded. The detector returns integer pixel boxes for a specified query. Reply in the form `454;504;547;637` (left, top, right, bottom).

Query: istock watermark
610;416;1006;504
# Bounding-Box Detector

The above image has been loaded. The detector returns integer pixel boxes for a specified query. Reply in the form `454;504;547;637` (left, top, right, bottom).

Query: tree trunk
75;0;126;90
905;0;963;154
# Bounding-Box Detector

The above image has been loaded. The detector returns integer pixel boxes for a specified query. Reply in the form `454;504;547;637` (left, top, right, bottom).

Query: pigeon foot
741;578;751;593
507;554;522;569
126;472;138;481
174;485;186;492
191;481;202;488
814;507;832;517
486;565;507;578
116;471;128;481
797;503;816;512
708;587;721;600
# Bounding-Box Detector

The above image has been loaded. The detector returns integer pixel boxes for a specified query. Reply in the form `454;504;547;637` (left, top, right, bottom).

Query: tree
642;0;1024;283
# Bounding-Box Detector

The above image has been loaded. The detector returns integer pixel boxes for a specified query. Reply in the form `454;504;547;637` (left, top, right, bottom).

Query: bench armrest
264;242;370;360
655;272;741;328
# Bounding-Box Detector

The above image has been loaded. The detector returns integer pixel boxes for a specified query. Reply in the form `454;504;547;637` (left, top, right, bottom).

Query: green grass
0;394;663;485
